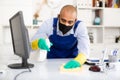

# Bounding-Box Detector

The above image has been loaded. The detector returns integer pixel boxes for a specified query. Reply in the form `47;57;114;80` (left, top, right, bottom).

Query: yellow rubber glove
64;53;87;69
31;39;39;50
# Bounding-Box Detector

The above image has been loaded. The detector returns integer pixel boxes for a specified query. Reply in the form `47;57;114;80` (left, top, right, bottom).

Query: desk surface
1;59;120;80
1;44;120;80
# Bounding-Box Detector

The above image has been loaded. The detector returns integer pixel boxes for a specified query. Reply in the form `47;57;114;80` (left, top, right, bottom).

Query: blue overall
47;18;80;58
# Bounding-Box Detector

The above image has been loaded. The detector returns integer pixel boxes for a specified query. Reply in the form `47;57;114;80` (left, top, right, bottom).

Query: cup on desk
108;55;118;63
109;62;120;71
108;55;119;70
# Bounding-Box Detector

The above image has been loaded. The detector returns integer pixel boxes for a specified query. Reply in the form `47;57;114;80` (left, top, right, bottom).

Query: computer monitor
8;11;34;69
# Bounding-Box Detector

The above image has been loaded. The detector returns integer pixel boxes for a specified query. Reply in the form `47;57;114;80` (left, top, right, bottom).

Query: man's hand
38;38;52;51
64;53;87;69
64;60;81;69
31;38;53;51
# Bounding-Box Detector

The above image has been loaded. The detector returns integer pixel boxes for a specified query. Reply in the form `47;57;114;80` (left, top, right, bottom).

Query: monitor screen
8;11;34;69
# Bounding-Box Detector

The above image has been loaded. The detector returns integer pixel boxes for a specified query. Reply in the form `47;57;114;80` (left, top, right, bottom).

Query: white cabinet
103;8;120;43
77;0;120;57
77;0;120;44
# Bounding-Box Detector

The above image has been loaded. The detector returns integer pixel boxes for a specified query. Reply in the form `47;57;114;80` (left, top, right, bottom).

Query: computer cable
14;67;31;80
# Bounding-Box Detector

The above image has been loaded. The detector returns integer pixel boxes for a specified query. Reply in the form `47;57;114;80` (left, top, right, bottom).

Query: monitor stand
8;58;34;69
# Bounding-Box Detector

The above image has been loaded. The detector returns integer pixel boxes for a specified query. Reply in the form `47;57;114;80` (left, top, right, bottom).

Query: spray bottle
38;38;51;61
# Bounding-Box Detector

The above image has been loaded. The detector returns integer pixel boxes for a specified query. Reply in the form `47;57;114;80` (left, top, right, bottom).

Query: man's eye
68;21;73;24
61;19;66;22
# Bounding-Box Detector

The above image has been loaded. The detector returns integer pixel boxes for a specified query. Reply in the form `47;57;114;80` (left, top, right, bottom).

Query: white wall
0;0;33;61
0;0;33;45
0;0;33;26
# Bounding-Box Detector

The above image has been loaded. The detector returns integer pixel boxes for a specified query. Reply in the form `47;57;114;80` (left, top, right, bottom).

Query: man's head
58;5;77;34
58;5;77;26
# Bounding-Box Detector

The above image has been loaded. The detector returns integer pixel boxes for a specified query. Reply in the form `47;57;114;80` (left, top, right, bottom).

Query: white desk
1;59;120;80
0;45;120;80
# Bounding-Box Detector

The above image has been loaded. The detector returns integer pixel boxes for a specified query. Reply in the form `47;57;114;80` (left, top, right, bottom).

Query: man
31;5;90;69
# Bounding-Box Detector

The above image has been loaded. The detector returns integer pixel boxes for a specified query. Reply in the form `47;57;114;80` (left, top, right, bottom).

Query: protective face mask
59;22;73;34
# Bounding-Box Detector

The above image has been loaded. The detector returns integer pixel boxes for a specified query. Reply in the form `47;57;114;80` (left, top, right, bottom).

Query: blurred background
0;0;120;63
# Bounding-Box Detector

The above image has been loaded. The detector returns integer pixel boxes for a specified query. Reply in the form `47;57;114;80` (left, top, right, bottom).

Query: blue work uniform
48;18;80;58
31;18;90;59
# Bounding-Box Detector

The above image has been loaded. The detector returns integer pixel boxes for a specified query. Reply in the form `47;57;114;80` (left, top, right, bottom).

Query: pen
112;49;118;56
100;48;107;65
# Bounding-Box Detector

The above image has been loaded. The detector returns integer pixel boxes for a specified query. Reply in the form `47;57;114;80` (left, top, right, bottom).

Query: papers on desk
88;59;108;62
86;58;120;67
88;58;120;62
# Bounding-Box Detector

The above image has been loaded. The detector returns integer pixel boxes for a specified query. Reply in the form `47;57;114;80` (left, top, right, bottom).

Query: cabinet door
104;8;120;26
